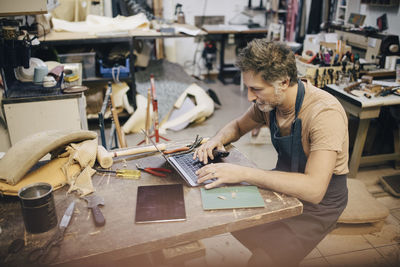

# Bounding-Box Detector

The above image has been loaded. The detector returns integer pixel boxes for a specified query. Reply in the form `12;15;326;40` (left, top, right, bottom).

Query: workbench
202;25;268;84
2;93;88;146
324;83;400;178
0;145;302;266
39;26;206;110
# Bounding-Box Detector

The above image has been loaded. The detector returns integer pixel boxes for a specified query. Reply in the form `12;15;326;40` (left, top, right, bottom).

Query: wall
360;3;400;36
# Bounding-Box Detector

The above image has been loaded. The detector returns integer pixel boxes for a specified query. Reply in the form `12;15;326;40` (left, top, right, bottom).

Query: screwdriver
94;168;141;179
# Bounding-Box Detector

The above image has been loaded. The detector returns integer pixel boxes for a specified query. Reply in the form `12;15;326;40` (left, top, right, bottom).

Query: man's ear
279;78;290;90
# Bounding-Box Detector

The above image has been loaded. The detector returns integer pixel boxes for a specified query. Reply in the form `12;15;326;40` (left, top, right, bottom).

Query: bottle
175;4;185;24
396;58;400;84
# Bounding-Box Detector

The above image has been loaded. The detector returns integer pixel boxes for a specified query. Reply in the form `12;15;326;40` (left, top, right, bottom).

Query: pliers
164;135;204;155
135;164;172;177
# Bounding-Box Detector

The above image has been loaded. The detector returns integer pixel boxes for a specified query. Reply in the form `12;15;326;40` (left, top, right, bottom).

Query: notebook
200;185;265;210
135;184;186;223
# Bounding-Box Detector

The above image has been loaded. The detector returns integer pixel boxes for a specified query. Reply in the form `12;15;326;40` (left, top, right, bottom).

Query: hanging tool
94;168;141;179
27;201;75;264
321;69;327;87
314;69;319;87
327;69;334;84
335;70;340;85
135;164;172;177
83;195;106;227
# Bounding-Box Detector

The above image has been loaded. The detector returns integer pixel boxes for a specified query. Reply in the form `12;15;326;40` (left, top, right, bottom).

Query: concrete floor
96;80;400;267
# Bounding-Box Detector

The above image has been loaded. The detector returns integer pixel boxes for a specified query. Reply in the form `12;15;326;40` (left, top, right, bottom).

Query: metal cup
18;183;58;233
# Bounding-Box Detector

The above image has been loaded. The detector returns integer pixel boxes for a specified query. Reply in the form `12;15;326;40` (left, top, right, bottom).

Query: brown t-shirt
247;80;349;175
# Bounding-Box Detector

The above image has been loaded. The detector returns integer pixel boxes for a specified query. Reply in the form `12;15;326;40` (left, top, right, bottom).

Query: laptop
143;130;223;187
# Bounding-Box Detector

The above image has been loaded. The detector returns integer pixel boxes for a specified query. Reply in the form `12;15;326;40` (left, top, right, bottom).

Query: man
194;40;349;266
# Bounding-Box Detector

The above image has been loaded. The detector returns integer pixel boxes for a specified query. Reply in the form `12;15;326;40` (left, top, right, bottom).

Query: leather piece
0;130;97;185
0;157;80;196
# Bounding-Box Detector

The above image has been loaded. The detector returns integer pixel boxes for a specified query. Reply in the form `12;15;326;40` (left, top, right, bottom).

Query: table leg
129;37;137;110
217;34;227;84
394;128;400;169
348;118;371;178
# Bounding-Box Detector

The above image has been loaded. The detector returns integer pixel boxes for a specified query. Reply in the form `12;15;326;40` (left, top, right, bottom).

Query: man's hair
236;39;298;86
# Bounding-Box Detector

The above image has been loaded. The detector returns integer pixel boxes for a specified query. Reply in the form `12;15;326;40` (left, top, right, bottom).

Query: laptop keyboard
172;153;204;183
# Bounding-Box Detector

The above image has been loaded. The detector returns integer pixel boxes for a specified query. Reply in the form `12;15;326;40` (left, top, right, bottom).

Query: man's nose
247;88;256;102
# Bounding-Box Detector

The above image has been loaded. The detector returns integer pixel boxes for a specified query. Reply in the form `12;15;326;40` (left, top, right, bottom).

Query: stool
332;179;389;235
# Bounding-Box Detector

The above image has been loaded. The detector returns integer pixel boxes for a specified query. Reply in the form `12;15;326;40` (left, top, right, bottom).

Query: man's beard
255;101;275;112
255;86;284;112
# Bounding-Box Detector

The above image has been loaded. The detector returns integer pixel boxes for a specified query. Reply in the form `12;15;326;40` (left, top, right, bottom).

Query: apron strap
291;80;305;172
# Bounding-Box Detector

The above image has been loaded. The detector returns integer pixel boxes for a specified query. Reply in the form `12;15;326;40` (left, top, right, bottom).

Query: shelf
83;76;132;84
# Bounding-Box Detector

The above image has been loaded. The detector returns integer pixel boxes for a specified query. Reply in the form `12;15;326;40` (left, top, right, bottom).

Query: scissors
27;201;75;264
135;163;172;177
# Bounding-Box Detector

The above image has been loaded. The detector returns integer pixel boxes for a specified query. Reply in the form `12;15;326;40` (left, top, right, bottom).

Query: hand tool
94;167;141;179
164;135;208;155
135;164;172;177
96;143;168;168
364;93;372;99
83;194;106;227
343;76;373;96
4;239;24;263
27;201;75;264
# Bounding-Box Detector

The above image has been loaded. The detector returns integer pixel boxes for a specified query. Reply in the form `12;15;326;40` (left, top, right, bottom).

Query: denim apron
232;80;348;266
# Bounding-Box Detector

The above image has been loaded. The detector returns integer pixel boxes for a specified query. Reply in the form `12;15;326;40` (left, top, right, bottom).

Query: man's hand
196;163;244;189
193;138;225;164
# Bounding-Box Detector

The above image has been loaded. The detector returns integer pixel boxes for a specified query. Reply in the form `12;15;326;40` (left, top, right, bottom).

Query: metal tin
18;183;58;233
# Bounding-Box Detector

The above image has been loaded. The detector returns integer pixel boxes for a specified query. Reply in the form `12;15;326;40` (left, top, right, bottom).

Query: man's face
243;71;286;112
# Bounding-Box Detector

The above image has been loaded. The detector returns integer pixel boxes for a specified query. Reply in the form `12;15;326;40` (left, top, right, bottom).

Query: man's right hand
193;138;225;164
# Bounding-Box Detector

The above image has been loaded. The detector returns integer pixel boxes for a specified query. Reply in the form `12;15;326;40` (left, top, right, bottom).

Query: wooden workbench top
0;146;302;266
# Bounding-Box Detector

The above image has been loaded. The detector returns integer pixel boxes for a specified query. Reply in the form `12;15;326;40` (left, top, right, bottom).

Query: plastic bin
59;52;96;79
99;58;130;78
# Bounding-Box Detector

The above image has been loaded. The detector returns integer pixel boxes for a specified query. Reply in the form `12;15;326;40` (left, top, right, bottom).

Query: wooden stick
111;143;167;157
110;93;127;148
145;88;151;144
150;74;160;143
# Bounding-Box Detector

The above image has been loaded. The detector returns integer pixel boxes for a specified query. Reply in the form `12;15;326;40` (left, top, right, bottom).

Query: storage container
59;52;96;79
